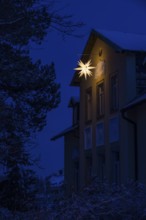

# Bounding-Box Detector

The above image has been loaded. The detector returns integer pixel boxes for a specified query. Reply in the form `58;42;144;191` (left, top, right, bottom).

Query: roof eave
50;125;79;141
121;95;146;112
70;74;81;87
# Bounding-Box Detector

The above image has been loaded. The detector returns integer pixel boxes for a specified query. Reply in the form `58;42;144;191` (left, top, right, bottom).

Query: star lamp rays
74;60;95;79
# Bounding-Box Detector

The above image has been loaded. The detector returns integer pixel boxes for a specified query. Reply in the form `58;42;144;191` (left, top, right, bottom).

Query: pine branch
0;17;24;25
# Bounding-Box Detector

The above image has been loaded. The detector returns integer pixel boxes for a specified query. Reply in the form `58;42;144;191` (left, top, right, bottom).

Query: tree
0;0;83;212
0;0;83;45
0;134;38;212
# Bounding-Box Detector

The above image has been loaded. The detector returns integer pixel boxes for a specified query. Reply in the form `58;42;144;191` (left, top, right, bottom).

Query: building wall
64;130;79;195
78;36;137;188
137;103;146;184
122;102;146;185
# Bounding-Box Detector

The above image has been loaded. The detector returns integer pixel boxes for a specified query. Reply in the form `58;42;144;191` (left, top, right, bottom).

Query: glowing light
74;60;95;79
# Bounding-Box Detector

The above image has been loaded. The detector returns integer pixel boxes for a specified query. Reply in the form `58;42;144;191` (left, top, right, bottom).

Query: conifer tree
0;0;82;212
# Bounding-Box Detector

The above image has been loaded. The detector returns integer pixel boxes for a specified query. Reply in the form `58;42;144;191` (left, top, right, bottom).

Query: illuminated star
74;60;95;79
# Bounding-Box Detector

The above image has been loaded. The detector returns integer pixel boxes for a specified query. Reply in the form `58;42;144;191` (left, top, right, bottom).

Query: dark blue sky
30;0;146;177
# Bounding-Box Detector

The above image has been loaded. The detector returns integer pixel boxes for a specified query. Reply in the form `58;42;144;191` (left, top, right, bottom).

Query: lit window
85;88;92;122
111;75;118;112
95;60;106;79
96;122;104;146
97;82;104;117
84;126;92;149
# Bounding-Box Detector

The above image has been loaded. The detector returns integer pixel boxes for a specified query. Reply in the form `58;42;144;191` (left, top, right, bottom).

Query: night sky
30;0;146;177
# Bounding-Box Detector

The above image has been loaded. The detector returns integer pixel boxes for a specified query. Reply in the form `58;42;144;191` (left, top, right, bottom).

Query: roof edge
93;29;123;52
50;124;79;141
121;94;146;112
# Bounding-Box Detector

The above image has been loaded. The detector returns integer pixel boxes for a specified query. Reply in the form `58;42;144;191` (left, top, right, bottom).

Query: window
85;88;92;122
109;116;119;143
96;122;104;146
95;60;106;79
111;74;118;112
84;126;92;149
97;82;104;117
112;151;120;184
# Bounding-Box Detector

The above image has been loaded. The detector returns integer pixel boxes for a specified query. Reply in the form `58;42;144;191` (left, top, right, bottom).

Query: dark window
109;116;119;143
85;88;92;122
111;75;118;112
96;122;104;146
97;82;104;117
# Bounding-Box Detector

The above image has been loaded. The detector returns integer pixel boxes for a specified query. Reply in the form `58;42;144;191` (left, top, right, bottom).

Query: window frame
110;74;119;112
96;81;105;118
85;87;92;123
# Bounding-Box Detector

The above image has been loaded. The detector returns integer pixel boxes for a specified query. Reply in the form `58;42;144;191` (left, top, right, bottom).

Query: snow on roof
70;29;146;87
95;29;146;52
122;93;146;111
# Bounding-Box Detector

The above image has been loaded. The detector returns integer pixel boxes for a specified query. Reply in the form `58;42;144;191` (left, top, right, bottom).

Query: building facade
51;97;79;195
71;29;146;189
52;29;146;193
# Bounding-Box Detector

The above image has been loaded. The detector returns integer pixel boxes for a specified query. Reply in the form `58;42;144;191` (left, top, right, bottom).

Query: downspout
121;110;138;181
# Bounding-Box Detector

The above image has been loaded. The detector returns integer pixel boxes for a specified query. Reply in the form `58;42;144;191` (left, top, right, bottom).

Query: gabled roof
95;29;146;52
50;124;78;141
71;29;146;86
122;93;146;111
